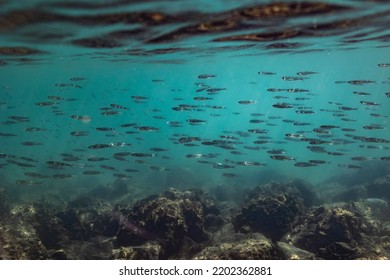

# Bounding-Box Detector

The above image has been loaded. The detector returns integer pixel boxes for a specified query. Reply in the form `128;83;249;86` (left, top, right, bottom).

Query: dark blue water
0;0;389;199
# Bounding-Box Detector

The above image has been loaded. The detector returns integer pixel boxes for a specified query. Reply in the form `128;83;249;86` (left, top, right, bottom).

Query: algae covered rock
233;182;305;241
194;233;282;260
0;205;48;259
112;242;161;260
115;188;211;258
283;202;382;259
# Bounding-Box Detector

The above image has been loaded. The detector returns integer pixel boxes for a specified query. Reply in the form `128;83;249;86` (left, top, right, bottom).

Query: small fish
120;123;137;127
53;174;75;179
131;152;155;157
211;163;234;169
248;129;267;134
327;152;345;156
70;77;86;81
296;110;315;114
179;136;200;143
47;160;72;167
47;96;64;100
110;103;129;110
258;71;276;75
35;101;58;106
267;149;286;155
360;101;379;106
194;97;213;101
100;164;117;171
16;180;42;185
24;127;46;132
351;156;374;161
282;76;305;81
306;146;327;153
294;162;316;167
353;91;370;96
207;88;226;93
101;111;120;116
54;83;82;88
88;144;111;149
21;141;42;146
187;119;206;125
285;133;305;139
96;127;114;131
137;126;159;131
270;155;295;161
339;106;357;111
273;102;293;109
124;168;140;173
83;170;102;175
308;160;328;164
222;173;240;178
363;124;384;130
186;153;205;158
87;157;109;162
349;80;375;85
114;152;132;157
249;119;265;124
238;100;257;105
198;74;216;79
297;71;317;76
313;128;331;134
338;164;362;169
149;147;168;152
320;125;339;129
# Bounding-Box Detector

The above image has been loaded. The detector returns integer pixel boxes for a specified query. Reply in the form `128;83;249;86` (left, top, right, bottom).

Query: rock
283;203;382;259
277;242;316;259
194;233;283;260
115;188;211;258
112;242;161;260
234;182;305;241
0;205;47;259
60;237;115;260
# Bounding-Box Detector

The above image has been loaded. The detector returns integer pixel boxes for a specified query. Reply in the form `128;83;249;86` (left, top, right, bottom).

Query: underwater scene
0;0;390;260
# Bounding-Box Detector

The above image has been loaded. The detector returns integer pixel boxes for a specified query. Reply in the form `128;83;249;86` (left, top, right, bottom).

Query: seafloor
1;172;389;260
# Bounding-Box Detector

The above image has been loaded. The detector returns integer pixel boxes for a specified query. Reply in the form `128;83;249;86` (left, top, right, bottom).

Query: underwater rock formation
283;202;387;259
194;233;282;260
233;181;308;241
115;188;213;258
0;177;388;260
112;242;161;260
0;205;48;259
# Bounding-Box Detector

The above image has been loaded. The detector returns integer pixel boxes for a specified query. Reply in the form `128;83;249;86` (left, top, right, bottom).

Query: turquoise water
0;0;389;199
